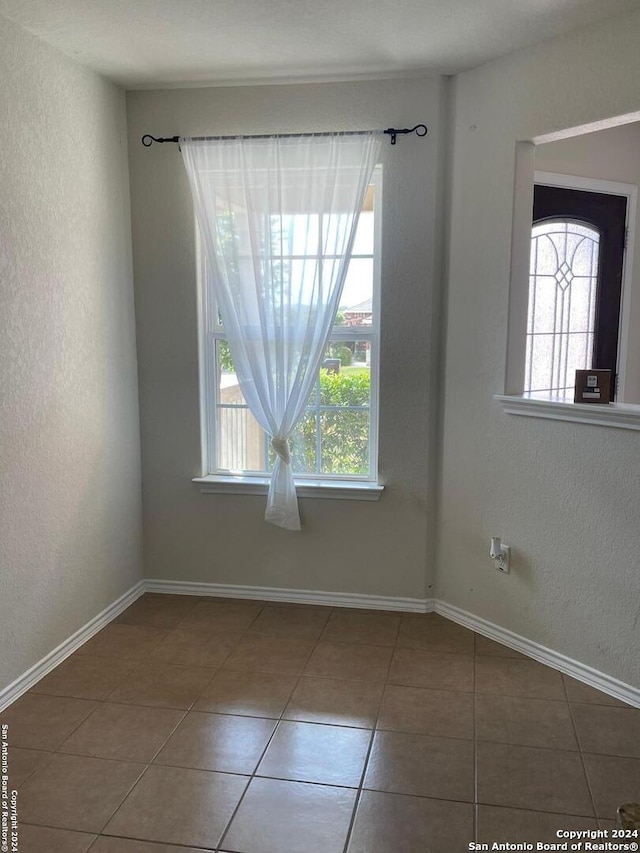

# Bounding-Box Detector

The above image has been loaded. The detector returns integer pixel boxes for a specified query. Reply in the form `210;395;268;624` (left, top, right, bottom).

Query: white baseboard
436;599;640;709
0;580;146;712
144;578;434;613
3;580;638;711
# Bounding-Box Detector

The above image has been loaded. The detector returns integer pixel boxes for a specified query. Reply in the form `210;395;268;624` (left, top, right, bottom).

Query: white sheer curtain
181;132;381;530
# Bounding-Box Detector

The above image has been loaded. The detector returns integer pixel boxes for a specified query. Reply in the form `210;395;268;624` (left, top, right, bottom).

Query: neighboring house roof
344;298;372;313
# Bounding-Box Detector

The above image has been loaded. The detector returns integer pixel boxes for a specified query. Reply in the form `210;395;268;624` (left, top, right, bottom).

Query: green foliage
224;348;371;475
218;340;235;372
287;369;371;475
318;369;369;406
328;343;353;367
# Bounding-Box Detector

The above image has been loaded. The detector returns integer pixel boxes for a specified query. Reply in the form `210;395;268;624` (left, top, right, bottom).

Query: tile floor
2;594;639;853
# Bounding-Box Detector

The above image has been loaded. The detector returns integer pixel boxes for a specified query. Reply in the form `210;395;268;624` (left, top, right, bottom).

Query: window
199;169;381;484
500;132;640;429
525;183;626;401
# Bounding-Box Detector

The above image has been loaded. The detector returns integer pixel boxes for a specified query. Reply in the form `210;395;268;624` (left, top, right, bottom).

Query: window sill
193;475;384;501
495;394;640;431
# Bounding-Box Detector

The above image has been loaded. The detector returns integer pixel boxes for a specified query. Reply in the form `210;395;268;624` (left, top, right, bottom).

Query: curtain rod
141;124;427;148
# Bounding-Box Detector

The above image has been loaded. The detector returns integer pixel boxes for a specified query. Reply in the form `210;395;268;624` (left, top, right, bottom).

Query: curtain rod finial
383;124;427;145
141;134;180;147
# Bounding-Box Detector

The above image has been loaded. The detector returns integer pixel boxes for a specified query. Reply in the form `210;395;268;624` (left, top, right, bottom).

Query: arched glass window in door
525;220;600;398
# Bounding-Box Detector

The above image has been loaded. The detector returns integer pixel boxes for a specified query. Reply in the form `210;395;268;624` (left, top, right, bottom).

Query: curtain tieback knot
271;437;291;465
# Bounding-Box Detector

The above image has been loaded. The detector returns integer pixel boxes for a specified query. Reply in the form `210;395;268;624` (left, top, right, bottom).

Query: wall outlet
493;544;510;573
489;537;510;573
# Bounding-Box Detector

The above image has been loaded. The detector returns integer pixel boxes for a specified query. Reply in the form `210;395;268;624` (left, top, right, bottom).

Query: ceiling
1;0;639;88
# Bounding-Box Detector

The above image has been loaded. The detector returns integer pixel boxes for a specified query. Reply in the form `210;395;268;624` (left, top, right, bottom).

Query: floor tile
29;656;134;700
387;647;474;691
193;669;297;717
106;661;215;709
16;824;96;853
320;610;400;646
475;655;565;700
475;635;526;658
246;604;330;640
224;636;316;675
377;684;474;739
221;777;356;853
476;741;594;816
17;600;635;848
154;711;276;773
583;753;640;819
148;629;242;667
563;675;629;707
477;805;599;842
397;615;475;654
475;694;578;750
103;765;247;849
571;704;640;758
0;693;98;750
175;600;263;634
8;747;50;787
116;594;200;628
90;838;214;853
283;676;383;728
76;624;167;661
19;753;144;833
347;790;474;853
257;720;371;786
58;703;184;762
304;642;393;682
363;730;474;801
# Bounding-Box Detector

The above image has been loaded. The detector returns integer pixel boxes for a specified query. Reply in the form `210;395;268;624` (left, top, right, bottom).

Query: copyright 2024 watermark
1;725;18;853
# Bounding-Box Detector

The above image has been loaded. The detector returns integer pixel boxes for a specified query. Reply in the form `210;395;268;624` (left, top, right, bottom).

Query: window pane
317;349;371;477
319;360;370;406
525;220;599;397
217;340;243;405
268;412;318;474
322;212;356;255
528;276;557;334
527;334;555;393
351;209;374;255
217;406;266;472
339;258;374;324
216;340;265;472
269;214;319;256
320;410;370;475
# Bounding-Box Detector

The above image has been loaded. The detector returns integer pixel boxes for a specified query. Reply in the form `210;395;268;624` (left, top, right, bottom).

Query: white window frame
497;143;640;431
193;168;384;500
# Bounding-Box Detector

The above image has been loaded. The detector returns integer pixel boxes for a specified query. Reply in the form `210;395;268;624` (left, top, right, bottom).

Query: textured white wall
0;15;143;690
439;10;640;687
127;78;445;599
535;123;640;402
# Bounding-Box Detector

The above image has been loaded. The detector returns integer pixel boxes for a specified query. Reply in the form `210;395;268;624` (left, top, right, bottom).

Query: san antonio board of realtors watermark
1;725;18;853
468;831;639;852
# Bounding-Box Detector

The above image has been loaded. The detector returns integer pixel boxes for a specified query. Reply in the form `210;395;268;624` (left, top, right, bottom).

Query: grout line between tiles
214;609;331;852
340;642;388;853
6;748;54;790
562;670;599;822
95;762;151;836
87;828;217;851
